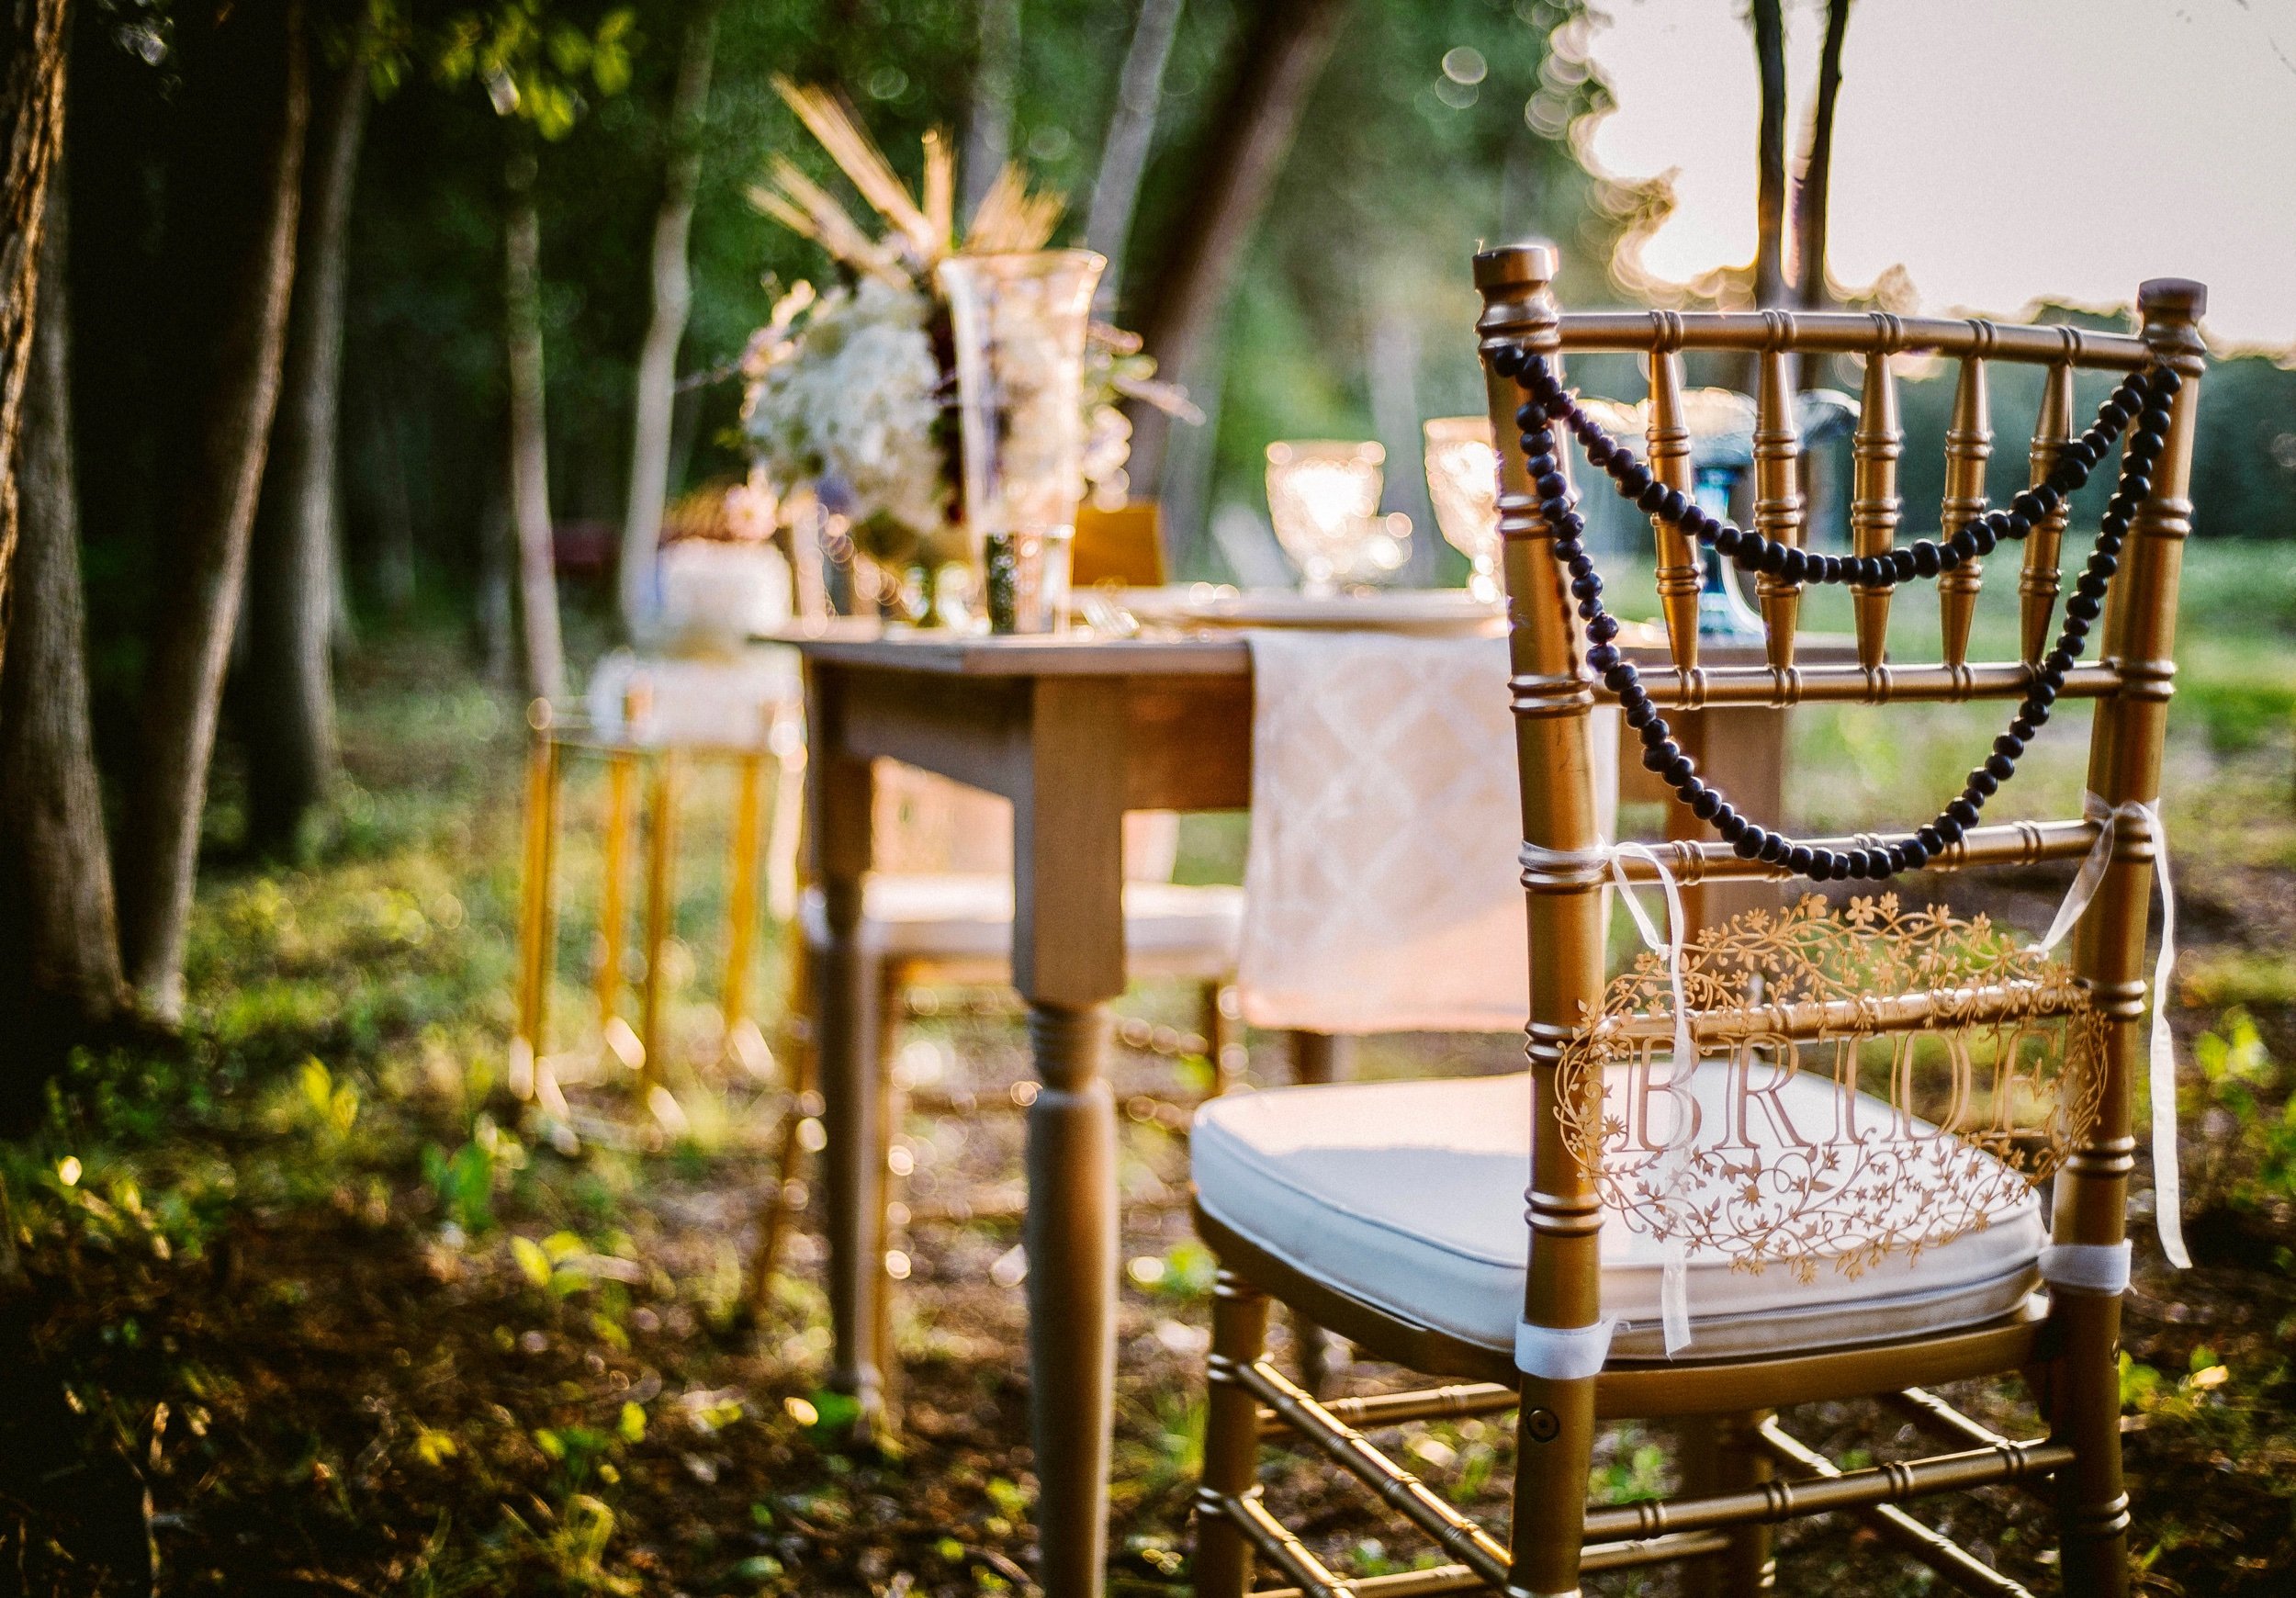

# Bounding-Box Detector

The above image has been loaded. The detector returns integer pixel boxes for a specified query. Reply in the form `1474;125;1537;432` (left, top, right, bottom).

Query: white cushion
1192;1071;2043;1362
801;874;1244;973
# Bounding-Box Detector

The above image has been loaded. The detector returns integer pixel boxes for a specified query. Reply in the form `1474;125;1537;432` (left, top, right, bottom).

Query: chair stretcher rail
1580;1435;2073;1541
1885;1385;2014;1450
1256;1382;1519;1438
1245;1529;1731;1598
1755;1418;2039;1598
1232;1359;1514;1586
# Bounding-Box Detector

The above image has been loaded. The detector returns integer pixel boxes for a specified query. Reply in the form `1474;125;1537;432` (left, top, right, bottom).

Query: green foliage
2183;1009;2296;1221
423;1114;527;1234
433;0;638;140
1588;1430;1671;1504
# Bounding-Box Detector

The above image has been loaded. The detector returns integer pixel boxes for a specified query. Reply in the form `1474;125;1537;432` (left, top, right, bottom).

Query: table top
776;613;1857;677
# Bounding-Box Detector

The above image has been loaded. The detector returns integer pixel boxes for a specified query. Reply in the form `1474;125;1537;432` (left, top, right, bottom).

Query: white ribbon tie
2032;793;2186;1270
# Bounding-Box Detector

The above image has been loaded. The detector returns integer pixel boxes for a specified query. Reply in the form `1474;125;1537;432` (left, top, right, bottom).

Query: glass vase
938;250;1107;634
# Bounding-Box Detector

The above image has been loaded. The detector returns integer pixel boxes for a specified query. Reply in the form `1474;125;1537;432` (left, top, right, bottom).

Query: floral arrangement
739;81;1187;606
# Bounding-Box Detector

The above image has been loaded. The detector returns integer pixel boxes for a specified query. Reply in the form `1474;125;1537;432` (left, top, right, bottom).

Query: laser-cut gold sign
1556;895;2105;1278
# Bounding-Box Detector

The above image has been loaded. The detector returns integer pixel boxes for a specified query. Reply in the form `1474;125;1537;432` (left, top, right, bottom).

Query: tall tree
244;14;373;855
501;130;564;698
436;1;636;701
1748;0;1787;309
615;0;726;635
1082;0;1183;315
115;0;310;1016
0;0;67;671
1795;0;1851;310
1126;0;1347;492
0;188;121;1127
959;0;1019;222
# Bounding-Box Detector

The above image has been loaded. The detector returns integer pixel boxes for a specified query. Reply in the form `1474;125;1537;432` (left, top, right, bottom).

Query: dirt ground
3;635;2292;1596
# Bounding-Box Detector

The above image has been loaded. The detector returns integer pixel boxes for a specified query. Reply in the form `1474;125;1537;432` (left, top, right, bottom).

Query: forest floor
4;548;2294;1597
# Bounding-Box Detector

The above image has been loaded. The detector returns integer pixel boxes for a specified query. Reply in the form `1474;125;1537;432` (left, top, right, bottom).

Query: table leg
806;669;886;1430
1012;679;1128;1598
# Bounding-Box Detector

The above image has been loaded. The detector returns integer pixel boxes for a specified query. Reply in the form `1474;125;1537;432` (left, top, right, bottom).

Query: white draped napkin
1238;628;1618;1033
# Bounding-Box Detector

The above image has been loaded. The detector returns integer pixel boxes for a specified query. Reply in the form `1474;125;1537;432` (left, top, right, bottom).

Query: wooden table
788;624;1845;1598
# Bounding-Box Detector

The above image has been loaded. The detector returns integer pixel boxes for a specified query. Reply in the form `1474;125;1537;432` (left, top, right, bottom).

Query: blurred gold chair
1187;244;2204;1598
1073;499;1169;588
512;671;805;1117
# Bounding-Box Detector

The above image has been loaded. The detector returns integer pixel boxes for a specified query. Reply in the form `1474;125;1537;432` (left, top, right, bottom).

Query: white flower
743;277;948;540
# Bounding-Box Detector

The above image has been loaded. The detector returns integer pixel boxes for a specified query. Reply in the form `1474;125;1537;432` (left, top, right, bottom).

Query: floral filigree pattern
1556;894;2105;1278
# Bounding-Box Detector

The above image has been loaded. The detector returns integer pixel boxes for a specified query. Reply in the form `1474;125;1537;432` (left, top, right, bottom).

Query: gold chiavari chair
512;681;804;1117
1186;241;2203;1598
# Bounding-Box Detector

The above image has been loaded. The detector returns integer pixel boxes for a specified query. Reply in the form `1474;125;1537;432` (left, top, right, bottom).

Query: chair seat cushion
801;874;1244;972
1192;1071;2043;1362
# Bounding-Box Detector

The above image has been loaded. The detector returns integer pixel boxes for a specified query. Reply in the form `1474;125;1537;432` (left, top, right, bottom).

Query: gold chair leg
1678;1411;1778;1596
1195;1268;1270;1598
596;748;636;1054
872;963;906;1423
748;947;817;1311
1507;1369;1600;1598
1287;1031;1351;1399
721;752;766;1053
638;751;678;1097
2050;1287;2132;1597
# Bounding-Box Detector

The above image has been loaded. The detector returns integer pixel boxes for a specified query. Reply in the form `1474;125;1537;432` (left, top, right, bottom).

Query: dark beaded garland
1504;349;2184;884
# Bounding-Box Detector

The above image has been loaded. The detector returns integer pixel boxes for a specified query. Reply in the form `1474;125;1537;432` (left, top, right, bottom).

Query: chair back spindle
1850;333;1904;672
1645;337;1702;674
2020;359;2077;665
1752;338;1804;670
1938;348;1994;669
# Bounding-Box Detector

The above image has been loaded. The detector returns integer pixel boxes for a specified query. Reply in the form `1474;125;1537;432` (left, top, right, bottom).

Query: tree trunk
617;0;725;635
476;467;513;685
503;139;565;702
244;23;366;856
1795;0;1851;311
1125;0;1346;493
1749;0;1788;310
363;368;418;614
0;187;124;1128
960;0;1019;222
116;0;309;1017
1082;0;1184;316
0;0;68;674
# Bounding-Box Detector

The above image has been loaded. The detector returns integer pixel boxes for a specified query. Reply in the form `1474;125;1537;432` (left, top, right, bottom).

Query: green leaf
511;1234;552;1288
617;1401;647;1443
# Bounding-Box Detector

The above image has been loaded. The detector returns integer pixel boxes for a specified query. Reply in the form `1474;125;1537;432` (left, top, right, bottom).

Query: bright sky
1577;0;2296;350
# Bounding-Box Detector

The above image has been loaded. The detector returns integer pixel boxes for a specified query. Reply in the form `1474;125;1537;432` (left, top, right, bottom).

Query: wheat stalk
772;77;938;264
962;163;1064;254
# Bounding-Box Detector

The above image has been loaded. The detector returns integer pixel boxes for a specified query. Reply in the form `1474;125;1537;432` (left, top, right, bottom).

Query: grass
3;541;2294;1593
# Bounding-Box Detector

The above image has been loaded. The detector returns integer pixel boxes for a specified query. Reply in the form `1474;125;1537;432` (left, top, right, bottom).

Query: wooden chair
1187;242;2204;1598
